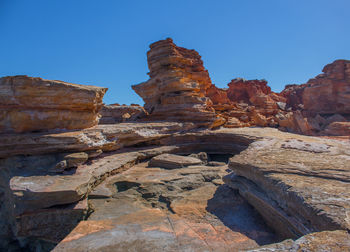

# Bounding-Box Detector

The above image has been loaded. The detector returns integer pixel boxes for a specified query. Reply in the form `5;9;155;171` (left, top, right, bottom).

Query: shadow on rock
206;184;281;246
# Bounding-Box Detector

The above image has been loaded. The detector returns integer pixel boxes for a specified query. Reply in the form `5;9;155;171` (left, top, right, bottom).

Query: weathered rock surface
1;145;180;249
278;60;350;136
53;159;279;251
1;39;349;251
1;125;349;251
129;39;350;137
302;59;350;114
206;78;288;130
99;104;147;124
249;230;350;252
225;129;350;240
0;75;107;133
0;122;196;158
148;153;203;169
132;38;224;128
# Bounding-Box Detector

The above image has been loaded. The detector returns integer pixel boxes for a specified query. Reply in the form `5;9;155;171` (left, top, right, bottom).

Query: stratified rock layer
99;104;147;124
225;128;350;240
204;59;350;137
1;123;349;251
278;60;350;136
302;60;350;114
53;156;278;252
0;75;107;133
132;38;224;128
206;78;287;129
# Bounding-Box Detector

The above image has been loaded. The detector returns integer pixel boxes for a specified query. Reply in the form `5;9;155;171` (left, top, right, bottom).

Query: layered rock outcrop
0;75;107;133
225;128;350;240
130;39;349;136
1;126;345;251
0;38;349;252
132;38;224;128
204;59;350;136
279;60;350;136
285;59;350;114
206;78;287;129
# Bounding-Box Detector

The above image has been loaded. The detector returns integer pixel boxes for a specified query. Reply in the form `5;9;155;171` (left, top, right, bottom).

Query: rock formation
0;75;107;133
285;59;350;114
99;104;147;124
132;38;225;128
0;39;349;251
279;59;350;136
206;78;287;129
1;126;345;251
204;60;350;136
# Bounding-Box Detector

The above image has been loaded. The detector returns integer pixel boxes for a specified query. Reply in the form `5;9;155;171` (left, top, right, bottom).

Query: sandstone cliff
0;75;107;133
204;60;350;136
280;60;350;136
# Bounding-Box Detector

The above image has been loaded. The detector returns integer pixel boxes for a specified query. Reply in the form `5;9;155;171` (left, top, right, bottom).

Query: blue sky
1;0;349;105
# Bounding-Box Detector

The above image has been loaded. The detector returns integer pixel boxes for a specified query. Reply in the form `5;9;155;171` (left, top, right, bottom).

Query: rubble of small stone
0;38;349;252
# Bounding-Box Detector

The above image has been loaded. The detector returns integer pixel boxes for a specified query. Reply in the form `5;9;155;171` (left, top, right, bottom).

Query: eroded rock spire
132;38;225;128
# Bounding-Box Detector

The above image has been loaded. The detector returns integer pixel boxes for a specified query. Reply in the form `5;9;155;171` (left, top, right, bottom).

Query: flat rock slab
226;130;350;239
54;160;280;251
7;146;179;215
54;210;260;252
148;153;203;169
2;127;350;251
0;122;196;158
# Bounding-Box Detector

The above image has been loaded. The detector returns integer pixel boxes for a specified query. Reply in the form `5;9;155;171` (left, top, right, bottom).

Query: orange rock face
279;60;350;136
131;39;349;136
205;60;350;136
302;60;350;114
132;38;224;128
206;78;287;129
0;75;107;133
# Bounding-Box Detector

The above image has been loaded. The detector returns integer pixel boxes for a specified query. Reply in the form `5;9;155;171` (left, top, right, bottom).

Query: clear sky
1;0;349;105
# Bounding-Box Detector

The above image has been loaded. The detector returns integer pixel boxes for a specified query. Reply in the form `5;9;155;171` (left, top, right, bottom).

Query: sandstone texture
207;78;287;129
132;38;224;128
0;122;196;158
0;38;349;252
99;104;147;124
1;124;349;251
279;59;350;136
301;59;350;114
249;230;350;252
0;75;107;133
129;39;350;137
53;156;278;252
148;153;203;169
225;128;350;240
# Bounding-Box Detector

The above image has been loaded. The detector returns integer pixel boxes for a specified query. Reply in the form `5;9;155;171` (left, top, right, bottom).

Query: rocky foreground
0;38;350;251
